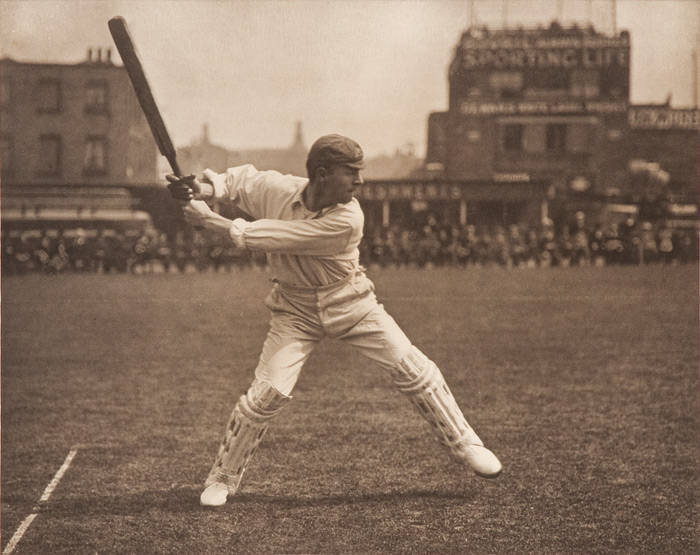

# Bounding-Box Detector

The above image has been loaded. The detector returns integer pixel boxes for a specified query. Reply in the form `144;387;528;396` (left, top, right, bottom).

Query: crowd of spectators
361;214;698;269
2;213;697;276
1;227;265;276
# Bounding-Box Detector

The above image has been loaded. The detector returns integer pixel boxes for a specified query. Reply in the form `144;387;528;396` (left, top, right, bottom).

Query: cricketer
166;134;502;507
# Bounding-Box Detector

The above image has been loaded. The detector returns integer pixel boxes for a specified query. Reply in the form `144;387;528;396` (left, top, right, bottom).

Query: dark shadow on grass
37;486;203;517
39;486;478;517
234;488;478;508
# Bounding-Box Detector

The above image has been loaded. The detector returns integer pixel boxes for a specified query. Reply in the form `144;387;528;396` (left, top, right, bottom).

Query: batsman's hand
166;173;215;201
166;173;197;201
182;200;217;225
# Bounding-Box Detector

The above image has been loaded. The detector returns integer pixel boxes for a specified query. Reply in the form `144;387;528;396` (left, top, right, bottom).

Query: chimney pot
87;48;92;62
97;48;102;62
106;48;112;63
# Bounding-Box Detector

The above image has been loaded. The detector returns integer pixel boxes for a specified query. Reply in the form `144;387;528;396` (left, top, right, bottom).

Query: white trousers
254;271;413;395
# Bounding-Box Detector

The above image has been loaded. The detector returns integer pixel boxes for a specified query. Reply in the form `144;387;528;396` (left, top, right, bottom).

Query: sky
1;0;698;158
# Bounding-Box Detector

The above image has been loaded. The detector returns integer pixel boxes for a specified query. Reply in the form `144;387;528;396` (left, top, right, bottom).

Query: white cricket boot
200;482;229;507
392;346;503;478
450;433;502;478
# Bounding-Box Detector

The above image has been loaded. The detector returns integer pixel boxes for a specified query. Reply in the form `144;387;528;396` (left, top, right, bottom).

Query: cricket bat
108;16;183;177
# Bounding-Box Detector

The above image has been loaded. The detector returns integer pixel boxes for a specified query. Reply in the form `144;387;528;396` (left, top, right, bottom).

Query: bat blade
108;16;182;176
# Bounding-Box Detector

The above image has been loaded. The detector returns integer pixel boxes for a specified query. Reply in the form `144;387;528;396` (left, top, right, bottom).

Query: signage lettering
628;108;700;130
462;47;628;69
358;183;467;201
460;100;628;116
460;35;630;50
356;182;539;201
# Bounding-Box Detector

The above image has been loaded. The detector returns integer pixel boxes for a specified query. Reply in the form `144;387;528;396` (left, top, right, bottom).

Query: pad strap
393;346;483;450
205;379;291;494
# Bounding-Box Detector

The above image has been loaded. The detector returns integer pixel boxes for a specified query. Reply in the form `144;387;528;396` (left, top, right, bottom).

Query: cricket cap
306;134;365;176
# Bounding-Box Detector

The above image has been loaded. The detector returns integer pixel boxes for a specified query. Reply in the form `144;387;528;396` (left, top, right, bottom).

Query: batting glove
166;174;198;201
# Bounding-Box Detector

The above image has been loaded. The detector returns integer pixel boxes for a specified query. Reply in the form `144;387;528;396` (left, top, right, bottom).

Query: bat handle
164;158;190;204
163;158;204;230
169;156;183;178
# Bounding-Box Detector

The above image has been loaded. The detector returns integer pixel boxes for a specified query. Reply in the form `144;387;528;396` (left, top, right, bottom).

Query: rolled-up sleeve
228;218;249;249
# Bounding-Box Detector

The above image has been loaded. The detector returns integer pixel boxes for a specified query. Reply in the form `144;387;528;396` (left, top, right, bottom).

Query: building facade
627;104;699;199
423;21;698;229
0;50;157;186
427;22;631;196
354;177;549;233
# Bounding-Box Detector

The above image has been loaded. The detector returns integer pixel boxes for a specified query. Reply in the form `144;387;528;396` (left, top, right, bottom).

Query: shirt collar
293;182;336;218
291;183;306;207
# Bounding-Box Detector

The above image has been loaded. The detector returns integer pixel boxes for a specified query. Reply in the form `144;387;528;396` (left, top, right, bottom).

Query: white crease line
1;515;38;555
3;447;78;555
38;448;77;503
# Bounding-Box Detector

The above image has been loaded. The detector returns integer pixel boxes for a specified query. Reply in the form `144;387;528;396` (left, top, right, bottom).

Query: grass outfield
2;265;698;553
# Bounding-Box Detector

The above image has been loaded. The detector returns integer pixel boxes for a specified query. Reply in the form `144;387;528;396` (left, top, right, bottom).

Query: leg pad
205;379;291;494
393;347;502;477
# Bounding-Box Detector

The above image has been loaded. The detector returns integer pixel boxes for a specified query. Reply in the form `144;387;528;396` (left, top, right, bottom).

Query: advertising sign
459;100;628;116
628;107;700;130
356;183;465;201
459;34;630;70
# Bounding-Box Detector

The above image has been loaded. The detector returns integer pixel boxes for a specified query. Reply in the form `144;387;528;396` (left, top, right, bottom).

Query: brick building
0;50;157;186
1;50;161;231
420;21;698;230
427;22;630;193
627;104;699;199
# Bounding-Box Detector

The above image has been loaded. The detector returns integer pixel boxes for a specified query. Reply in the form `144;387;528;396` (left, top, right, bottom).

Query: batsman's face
320;164;364;206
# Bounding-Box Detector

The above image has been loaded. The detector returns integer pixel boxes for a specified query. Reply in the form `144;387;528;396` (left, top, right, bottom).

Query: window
0;78;10;111
502;124;524;151
489;71;523;99
527;69;568;94
546;124;567;151
37;78;62;113
570;70;599;98
502;122;592;154
85;80;109;114
568;123;593;153
1;135;13;175
466;129;481;143
84;136;108;175
38;134;62;175
523;124;546;153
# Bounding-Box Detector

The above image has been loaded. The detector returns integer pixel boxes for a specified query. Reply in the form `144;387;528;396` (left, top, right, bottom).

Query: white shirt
208;164;364;287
